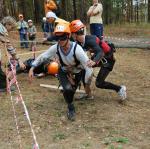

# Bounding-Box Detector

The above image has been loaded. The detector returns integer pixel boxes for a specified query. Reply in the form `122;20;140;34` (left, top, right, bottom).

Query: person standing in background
44;0;58;40
42;17;49;38
27;20;37;51
87;0;103;39
44;0;57;14
17;14;28;48
0;16;25;92
43;11;69;42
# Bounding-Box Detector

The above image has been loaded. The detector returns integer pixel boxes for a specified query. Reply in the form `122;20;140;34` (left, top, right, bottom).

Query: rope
4;34;40;148
7;59;40;149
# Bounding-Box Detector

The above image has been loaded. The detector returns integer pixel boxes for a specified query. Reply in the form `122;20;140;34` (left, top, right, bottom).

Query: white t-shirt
32;42;93;83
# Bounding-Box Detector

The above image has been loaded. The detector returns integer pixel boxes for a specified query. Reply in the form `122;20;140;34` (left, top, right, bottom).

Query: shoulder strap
56;44;67;67
56;43;80;67
73;42;80;67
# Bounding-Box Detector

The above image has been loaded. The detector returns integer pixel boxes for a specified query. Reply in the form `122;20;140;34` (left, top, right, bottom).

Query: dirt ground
0;31;150;149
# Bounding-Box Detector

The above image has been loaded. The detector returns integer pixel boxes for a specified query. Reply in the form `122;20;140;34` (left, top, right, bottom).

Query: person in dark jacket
70;20;127;101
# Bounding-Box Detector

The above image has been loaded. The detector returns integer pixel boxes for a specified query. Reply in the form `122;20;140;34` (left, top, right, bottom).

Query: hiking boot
75;94;94;100
67;104;75;121
118;85;127;101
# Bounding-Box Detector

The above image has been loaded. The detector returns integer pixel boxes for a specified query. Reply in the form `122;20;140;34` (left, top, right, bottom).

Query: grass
103;137;129;145
53;132;67;141
108;144;123;149
82;142;91;148
103;136;129;149
104;23;150;37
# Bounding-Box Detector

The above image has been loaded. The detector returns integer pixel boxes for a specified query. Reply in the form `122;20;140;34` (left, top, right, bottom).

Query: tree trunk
148;0;150;22
73;0;77;19
130;0;133;22
0;0;5;20
34;0;42;22
136;1;139;23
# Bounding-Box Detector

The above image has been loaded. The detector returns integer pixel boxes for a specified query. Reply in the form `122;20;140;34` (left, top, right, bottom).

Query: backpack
96;37;116;53
107;42;116;53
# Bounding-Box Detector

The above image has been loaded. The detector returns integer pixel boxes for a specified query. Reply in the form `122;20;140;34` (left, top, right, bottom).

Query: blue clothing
90;23;103;39
19;33;28;48
42;21;53;33
17;20;28;48
42;21;53;38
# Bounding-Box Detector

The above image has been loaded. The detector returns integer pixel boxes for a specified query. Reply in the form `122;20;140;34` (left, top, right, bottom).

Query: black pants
95;56;121;92
0;66;6;89
58;68;82;104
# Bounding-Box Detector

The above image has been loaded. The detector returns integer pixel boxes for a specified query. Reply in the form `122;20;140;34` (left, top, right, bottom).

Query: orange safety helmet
54;22;71;35
70;20;85;33
47;61;59;75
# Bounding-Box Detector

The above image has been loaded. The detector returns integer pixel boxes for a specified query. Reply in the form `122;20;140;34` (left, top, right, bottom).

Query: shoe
118;85;127;101
75;94;94;100
36;73;45;78
67;104;75;121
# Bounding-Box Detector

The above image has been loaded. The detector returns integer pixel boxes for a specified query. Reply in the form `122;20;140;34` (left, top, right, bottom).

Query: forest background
0;0;150;25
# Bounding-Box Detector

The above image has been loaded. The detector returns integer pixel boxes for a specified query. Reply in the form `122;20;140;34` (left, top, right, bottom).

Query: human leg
94;23;103;39
19;33;24;48
76;70;94;100
0;66;6;92
23;34;28;48
58;69;76;120
90;24;95;35
95;66;126;100
95;66;121;91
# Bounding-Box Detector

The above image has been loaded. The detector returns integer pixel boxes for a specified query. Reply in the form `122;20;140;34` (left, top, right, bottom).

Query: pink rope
6;53;40;149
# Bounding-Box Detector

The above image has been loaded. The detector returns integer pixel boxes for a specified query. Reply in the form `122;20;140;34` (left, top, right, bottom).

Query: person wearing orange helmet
70;20;127;101
29;22;93;121
43;11;69;42
16;57;58;77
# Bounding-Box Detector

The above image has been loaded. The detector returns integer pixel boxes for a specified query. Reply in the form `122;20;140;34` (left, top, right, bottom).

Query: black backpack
107;42;116;53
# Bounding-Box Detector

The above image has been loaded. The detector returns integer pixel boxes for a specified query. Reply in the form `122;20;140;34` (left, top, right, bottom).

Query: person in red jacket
70;20;127;101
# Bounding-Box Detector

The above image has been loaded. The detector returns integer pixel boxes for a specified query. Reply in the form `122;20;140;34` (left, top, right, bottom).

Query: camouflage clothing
0;23;17;62
0;23;17;90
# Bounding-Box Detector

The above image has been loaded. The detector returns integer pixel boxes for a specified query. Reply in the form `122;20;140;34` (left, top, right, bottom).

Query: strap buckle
101;57;107;64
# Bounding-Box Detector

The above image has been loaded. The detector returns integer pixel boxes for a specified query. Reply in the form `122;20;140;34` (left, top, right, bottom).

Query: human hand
19;61;26;70
28;67;34;82
42;38;47;43
93;4;98;7
52;57;60;65
87;59;96;67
